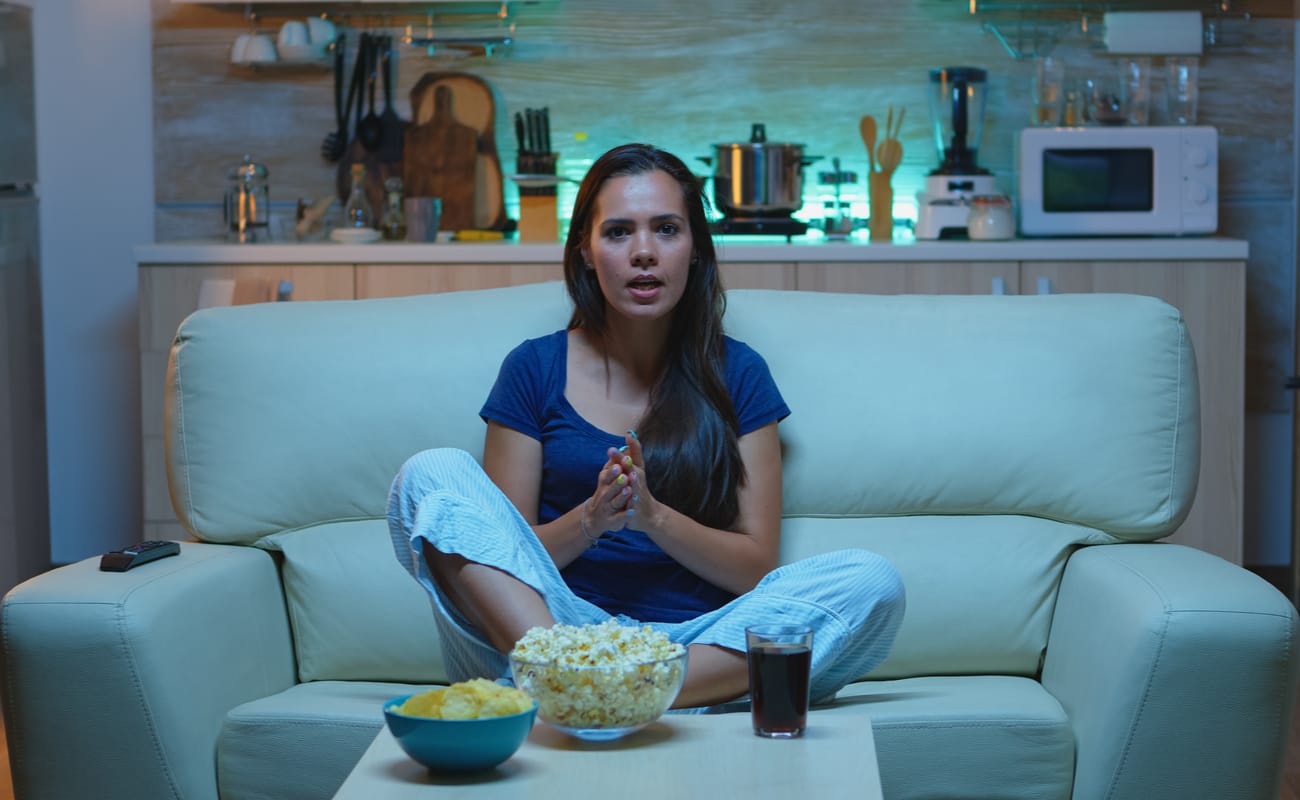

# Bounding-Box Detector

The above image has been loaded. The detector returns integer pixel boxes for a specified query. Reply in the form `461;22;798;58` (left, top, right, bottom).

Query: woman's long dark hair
563;143;745;530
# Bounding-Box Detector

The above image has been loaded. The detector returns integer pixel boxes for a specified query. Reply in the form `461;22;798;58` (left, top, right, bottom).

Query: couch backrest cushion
166;282;573;544
168;285;1197;543
724;289;1199;539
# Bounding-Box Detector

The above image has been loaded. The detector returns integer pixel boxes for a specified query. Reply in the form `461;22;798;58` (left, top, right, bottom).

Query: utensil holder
868;173;893;243
517;153;559;242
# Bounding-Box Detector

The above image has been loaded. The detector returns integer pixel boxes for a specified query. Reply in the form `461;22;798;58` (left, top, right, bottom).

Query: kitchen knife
515;111;527;154
540;107;551;155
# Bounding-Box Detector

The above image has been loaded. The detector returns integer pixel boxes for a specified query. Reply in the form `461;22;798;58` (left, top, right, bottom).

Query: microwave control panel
1180;131;1218;233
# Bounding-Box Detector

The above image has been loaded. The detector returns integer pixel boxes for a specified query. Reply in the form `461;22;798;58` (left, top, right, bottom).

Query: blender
915;67;998;240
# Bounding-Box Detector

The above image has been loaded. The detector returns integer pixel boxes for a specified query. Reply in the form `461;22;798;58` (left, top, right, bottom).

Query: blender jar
928;67;988;175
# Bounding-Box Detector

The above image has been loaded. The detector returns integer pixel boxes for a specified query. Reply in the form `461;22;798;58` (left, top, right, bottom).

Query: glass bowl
509;650;688;741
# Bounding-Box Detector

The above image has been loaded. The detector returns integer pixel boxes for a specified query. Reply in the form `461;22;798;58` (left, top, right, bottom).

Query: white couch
3;282;1296;799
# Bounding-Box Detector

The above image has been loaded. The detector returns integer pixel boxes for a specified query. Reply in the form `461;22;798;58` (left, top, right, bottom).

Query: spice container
968;194;1015;240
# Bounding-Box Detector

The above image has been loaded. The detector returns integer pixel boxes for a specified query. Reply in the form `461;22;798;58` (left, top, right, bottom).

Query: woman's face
581;169;694;325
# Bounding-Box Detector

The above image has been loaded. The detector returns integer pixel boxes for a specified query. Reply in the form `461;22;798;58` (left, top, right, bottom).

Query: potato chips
396;678;534;720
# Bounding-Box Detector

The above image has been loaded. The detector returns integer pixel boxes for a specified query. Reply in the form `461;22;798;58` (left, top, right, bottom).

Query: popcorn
509;620;687;731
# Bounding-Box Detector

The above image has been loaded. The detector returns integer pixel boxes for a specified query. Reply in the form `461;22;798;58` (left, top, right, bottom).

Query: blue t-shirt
480;330;790;623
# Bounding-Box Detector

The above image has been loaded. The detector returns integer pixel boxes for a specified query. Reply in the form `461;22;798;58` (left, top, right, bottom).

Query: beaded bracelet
580;499;601;548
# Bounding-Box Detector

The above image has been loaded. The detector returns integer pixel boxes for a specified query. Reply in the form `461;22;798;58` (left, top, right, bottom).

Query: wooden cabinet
356;263;562;298
796;261;1018;295
135;255;1247;563
719;262;796;291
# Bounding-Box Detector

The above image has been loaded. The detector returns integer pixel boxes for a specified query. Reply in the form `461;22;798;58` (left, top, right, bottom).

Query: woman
388;143;904;708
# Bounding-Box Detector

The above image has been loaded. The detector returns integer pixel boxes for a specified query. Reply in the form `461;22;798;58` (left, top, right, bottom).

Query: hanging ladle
357;34;384;152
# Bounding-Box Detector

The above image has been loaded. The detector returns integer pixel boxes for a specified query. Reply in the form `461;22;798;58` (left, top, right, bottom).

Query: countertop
135;236;1250;265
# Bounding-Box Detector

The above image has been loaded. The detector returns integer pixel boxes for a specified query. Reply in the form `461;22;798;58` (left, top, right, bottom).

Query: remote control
99;540;181;572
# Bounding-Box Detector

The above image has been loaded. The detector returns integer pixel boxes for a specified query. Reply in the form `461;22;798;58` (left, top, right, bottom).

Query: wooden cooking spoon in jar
877;137;903;176
859;115;878;173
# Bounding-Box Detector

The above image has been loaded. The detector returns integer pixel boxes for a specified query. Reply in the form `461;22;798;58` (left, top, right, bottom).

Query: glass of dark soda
745;624;813;738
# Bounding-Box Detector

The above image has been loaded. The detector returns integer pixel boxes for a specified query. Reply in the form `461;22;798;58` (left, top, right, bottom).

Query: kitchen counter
135;236;1250;265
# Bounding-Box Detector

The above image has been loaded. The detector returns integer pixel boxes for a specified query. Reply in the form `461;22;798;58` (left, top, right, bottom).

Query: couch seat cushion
218;680;433;800
838;675;1074;800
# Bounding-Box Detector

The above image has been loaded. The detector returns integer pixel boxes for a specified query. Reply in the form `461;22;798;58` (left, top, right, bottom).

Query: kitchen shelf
969;0;1258;12
171;1;549;5
232;57;334;71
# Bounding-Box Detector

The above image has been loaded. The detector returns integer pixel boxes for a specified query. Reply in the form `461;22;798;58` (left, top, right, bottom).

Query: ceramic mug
306;17;336;46
241;33;278;64
230;33;251;64
278;20;309;48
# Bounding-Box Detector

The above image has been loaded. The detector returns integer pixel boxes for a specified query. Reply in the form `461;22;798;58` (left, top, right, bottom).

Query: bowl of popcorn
509;620;689;742
383;678;537;772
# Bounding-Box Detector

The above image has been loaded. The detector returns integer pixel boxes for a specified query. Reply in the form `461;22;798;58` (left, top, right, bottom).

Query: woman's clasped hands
583;430;654;545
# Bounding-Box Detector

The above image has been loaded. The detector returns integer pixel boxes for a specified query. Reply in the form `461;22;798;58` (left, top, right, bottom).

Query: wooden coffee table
333;708;881;799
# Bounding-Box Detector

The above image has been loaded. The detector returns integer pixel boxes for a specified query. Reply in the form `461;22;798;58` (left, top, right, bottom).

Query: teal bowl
383;694;537;772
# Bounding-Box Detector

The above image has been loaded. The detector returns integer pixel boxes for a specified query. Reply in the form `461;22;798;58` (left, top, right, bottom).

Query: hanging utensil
377;35;406;164
859;115;877;174
321;33;348;162
357;35;384;152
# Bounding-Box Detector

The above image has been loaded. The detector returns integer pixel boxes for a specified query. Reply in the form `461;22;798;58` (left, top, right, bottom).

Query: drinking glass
1031;56;1066;127
1166;57;1199;125
745;624;813;738
1119;57;1151;125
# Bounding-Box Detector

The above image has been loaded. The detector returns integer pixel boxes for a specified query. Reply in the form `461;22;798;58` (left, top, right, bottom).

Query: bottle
343;164;374;229
380;177;407;241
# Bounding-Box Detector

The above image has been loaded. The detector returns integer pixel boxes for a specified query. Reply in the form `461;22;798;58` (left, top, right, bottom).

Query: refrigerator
0;1;48;597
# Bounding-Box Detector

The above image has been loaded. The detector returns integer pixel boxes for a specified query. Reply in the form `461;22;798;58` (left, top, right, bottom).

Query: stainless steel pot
700;123;821;217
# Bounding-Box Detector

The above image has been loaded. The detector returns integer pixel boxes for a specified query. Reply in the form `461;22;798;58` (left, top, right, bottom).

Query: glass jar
343;164;374;230
380;177;407;241
968;194;1015;240
224;154;270;242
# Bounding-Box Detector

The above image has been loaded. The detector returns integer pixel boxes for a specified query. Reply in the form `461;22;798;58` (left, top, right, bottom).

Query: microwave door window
1041;148;1154;213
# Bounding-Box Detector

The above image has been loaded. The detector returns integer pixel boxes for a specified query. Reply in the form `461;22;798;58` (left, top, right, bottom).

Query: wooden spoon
859;115;878;173
877;137;903;176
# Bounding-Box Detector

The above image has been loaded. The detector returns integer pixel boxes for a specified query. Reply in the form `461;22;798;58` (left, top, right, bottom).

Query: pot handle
697;156;713;167
801;155;825;166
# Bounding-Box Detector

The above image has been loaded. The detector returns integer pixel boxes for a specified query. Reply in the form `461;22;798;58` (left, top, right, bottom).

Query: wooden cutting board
404;72;506;231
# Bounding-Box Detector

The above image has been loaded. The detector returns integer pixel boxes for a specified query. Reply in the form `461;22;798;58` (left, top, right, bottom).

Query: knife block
517;153;559;242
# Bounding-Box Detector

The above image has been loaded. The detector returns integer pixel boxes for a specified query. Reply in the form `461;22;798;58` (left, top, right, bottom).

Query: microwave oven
1017;126;1217;237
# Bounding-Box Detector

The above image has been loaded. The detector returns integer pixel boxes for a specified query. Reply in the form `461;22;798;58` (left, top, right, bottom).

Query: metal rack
971;0;1260;59
230;1;533;58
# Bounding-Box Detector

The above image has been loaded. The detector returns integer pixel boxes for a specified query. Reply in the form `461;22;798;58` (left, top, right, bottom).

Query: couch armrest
2;542;297;800
1042;543;1298;800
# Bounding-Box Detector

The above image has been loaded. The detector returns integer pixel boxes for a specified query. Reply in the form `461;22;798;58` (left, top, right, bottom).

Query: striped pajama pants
387;447;906;705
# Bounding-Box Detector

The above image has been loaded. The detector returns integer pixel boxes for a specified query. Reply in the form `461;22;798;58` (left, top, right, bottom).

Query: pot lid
712;122;805;149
